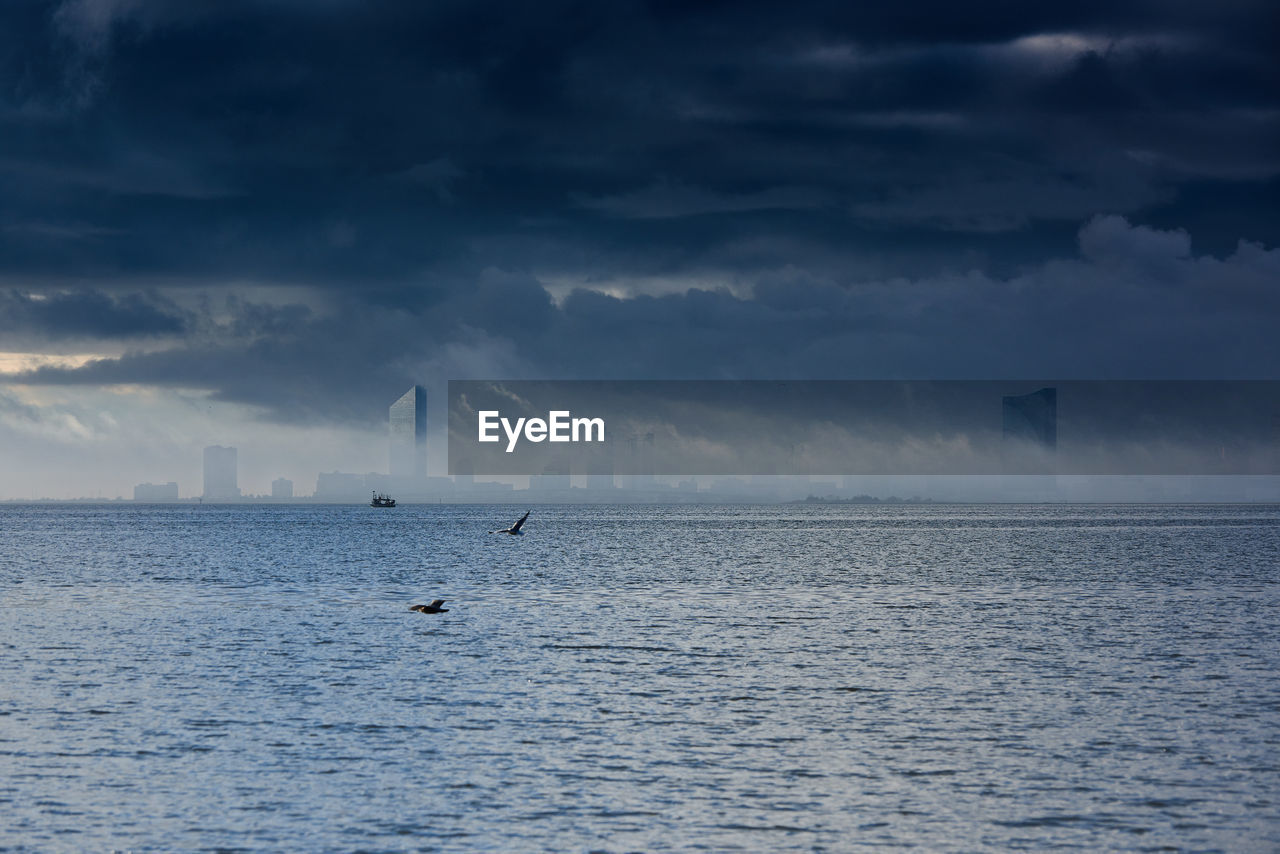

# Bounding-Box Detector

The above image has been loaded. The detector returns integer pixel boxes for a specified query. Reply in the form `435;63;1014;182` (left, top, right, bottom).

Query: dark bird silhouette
490;510;530;535
410;599;449;613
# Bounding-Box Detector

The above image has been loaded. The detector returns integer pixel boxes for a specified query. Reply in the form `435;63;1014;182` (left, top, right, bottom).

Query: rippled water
1;503;1278;851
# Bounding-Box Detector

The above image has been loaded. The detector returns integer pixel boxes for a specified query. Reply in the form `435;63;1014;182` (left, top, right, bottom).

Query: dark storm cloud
3;0;1276;279
16;216;1280;428
2;0;1278;425
0;288;184;341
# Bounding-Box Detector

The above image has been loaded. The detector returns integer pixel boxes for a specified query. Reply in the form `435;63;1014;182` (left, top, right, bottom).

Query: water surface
1;503;1278;851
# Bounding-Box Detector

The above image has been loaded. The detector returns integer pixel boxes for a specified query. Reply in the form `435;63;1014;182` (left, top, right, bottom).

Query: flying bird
490;510;530;535
410;599;449;613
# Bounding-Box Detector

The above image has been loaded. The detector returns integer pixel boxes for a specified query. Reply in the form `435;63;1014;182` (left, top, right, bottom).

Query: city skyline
16;374;1280;502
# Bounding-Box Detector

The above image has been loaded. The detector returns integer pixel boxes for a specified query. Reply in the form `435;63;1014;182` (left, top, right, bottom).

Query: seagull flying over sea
410;599;449;614
491;510;530;535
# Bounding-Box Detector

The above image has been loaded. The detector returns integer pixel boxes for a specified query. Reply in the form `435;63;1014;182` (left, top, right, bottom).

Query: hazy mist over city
2;1;1278;499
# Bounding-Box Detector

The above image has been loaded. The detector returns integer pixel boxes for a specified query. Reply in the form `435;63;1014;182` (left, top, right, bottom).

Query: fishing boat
370;491;396;508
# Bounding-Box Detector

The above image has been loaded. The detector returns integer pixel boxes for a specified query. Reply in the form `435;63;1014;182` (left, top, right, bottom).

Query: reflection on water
1;503;1278;850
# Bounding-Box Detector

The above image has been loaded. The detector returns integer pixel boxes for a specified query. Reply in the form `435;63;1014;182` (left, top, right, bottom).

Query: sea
1;502;1278;852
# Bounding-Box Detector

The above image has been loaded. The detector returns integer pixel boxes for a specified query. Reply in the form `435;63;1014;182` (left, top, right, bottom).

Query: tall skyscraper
1002;387;1057;450
620;432;655;489
585;436;615;490
1002;388;1058;483
203;445;240;499
389;385;427;478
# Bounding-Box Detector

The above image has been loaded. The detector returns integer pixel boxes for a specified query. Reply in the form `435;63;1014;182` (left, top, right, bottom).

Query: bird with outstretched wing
490;510;530;535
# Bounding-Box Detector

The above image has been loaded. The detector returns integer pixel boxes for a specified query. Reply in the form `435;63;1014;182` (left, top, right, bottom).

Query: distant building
585;472;615;490
452;457;474;487
620;432;655;489
389;385;427;478
1002;387;1057;476
271;477;294;499
133;482;179;501
585;436;615;490
530;459;570;491
203;445;240;500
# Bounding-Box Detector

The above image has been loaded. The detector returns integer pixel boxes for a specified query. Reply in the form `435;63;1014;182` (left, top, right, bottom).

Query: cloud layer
1;1;1277;493
12;216;1280;429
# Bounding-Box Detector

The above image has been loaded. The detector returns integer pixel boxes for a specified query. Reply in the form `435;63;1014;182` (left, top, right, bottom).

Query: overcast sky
1;0;1278;497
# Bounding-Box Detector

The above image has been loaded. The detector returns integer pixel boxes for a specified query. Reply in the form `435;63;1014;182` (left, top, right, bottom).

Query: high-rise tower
389;386;427;478
1002;387;1057;450
202;445;240;499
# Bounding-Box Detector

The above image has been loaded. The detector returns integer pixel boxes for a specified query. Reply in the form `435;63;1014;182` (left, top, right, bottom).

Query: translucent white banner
448;381;1280;476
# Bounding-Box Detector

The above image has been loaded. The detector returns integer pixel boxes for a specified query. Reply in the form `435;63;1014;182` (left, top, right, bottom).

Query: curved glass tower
389;386;427;478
